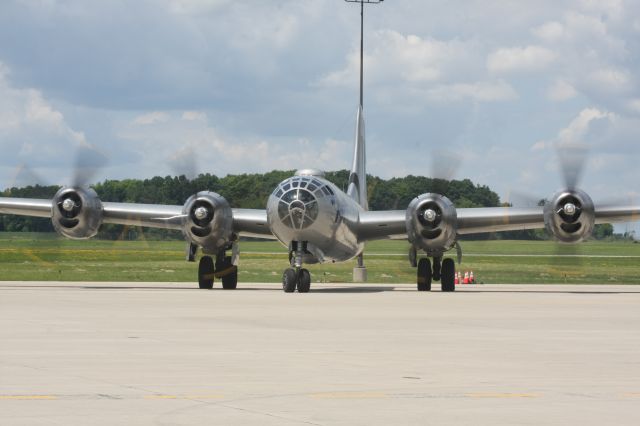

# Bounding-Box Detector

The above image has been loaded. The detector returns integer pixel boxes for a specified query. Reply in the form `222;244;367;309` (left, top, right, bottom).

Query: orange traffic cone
470;270;475;284
457;271;463;285
455;273;459;285
463;271;469;284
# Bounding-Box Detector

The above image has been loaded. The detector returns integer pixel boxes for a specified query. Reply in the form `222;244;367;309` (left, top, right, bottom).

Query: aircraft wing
0;197;275;239
3;196;638;242
357;204;640;241
0;198;52;219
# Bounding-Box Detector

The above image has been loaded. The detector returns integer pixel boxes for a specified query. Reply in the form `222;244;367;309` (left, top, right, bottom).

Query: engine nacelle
182;191;233;253
51;187;104;239
544;189;595;243
406;193;457;255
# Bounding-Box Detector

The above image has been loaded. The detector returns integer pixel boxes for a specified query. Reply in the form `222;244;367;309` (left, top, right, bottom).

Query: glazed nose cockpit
272;176;334;231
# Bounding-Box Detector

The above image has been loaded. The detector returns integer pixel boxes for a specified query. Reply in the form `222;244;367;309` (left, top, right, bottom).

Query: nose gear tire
282;268;297;293
297;269;311;293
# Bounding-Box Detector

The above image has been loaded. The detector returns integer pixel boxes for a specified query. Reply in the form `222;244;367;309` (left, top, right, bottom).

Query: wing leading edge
357;204;640;242
0;197;275;239
2;197;638;242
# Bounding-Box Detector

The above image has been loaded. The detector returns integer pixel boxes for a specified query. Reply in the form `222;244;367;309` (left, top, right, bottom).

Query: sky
0;0;638;233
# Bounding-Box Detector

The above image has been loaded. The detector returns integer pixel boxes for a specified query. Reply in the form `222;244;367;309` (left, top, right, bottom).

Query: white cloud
319;30;478;88
0;62;86;151
531;140;548;151
533;21;565;42
182;110;207;121
118;109;352;179
0;62;97;187
627;99;640;114
529;9;634;114
557;108;614;146
555;12;626;58
547;80;578;101
215;3;303;52
168;0;232;15
426;80;518;103
487;45;557;73
132;111;170;125
578;0;623;20
586;68;633;94
514;105;640;207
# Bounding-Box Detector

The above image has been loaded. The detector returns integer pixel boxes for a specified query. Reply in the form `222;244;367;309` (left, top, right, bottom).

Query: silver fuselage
266;175;364;263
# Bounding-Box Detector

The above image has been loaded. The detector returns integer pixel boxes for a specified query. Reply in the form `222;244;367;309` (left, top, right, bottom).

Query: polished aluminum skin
51;187;103;239
544;189;595;243
266;175;363;263
405;193;457;256
181;191;234;253
347;105;368;211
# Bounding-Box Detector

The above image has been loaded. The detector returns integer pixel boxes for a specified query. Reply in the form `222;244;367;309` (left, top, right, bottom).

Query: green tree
592;223;614;240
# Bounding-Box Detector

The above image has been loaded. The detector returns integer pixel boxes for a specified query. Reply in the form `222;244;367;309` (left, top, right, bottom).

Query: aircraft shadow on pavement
211;286;392;293
4;284;639;294
93;287;637;294
308;286;394;293
4;283;393;293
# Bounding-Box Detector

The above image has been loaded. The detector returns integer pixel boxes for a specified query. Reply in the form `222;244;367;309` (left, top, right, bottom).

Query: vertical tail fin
347;105;368;210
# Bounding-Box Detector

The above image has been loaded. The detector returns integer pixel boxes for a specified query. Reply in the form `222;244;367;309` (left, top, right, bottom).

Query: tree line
0;170;619;240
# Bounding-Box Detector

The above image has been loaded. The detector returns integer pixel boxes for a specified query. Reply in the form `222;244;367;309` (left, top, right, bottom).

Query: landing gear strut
415;256;455;292
432;256;442;281
282;241;312;293
197;243;238;290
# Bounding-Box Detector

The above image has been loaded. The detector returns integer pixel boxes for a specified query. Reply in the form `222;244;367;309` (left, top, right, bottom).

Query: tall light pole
344;0;384;109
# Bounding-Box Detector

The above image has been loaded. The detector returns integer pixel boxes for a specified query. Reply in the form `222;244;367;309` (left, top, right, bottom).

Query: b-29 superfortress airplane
1;2;639;293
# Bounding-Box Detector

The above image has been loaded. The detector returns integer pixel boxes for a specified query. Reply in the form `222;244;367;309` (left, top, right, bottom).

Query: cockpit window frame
274;183;320;230
274;176;334;200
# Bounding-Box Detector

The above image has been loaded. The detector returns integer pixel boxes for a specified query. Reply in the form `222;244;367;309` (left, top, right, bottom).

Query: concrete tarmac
1;281;639;425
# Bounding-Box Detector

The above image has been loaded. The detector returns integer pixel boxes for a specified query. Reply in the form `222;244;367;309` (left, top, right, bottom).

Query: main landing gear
198;244;238;290
416;256;456;292
282;241;311;293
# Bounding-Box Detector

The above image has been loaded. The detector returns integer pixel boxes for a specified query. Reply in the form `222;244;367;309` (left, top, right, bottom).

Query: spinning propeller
6;145;109;274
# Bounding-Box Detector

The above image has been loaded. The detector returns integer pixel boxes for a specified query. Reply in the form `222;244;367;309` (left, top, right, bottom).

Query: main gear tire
441;258;456;292
417;258;432;291
217;256;238;289
198;256;214;289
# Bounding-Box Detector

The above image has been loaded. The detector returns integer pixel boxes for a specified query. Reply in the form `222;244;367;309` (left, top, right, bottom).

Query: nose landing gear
282;241;312;293
282;267;311;293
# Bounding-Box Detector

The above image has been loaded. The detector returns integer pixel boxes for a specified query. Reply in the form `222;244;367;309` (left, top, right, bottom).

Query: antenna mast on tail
345;0;383;282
